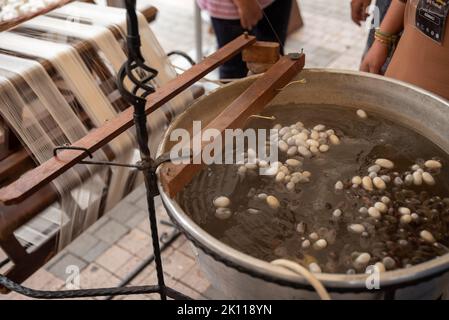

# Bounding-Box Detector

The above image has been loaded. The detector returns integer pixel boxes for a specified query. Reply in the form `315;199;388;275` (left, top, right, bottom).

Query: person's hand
234;0;263;30
351;0;372;26
360;40;389;74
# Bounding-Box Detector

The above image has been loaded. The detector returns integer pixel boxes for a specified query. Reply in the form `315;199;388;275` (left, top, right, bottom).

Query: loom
0;0;305;299
0;0;193;293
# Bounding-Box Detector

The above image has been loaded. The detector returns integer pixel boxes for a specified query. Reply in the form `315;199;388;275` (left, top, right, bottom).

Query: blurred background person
351;0;394;73
197;0;292;79
361;0;449;100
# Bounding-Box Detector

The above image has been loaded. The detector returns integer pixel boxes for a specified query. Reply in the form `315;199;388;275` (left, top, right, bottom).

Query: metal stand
194;1;203;63
116;0;189;300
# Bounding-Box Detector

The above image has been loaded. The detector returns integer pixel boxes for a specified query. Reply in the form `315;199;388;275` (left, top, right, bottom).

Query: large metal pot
157;69;449;299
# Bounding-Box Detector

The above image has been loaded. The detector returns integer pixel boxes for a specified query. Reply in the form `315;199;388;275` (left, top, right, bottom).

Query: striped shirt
197;0;274;20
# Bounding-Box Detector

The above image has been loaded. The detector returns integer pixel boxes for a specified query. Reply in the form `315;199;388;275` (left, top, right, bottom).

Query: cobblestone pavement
1;0;369;300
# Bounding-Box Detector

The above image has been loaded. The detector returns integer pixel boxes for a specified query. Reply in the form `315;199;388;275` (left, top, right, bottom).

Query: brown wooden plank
0;149;34;187
0;0;75;32
0;34;256;205
138;5;158;23
242;41;280;64
0;235;57;294
0;1;100;33
0;184;58;238
159;53;305;197
0;235;28;263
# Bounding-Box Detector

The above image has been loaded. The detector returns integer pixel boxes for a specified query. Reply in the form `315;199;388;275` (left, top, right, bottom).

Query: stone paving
0;0;369;300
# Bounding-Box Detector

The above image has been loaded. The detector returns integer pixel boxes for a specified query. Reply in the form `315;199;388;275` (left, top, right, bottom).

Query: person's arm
233;0;263;30
351;0;372;26
360;0;406;74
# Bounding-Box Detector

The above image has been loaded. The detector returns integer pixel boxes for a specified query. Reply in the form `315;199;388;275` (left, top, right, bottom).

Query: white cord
276;79;307;91
271;259;332;300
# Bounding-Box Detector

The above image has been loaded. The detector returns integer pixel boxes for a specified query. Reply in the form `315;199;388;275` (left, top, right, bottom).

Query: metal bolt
288;52;302;60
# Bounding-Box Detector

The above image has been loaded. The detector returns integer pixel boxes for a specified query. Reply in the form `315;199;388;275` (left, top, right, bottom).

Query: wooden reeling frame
0;34;305;289
0;34;257;206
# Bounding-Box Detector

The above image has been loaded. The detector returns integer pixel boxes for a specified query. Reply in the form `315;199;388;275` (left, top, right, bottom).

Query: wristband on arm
374;28;399;52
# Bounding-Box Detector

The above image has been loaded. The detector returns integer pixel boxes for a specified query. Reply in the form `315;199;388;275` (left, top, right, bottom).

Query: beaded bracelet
375;28;398;41
374;28;399;51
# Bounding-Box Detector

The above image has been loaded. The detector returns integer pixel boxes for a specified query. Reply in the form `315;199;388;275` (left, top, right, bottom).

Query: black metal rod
79;160;142;169
167;50;196;66
0;274;191;300
0;274;159;299
132;101;169;301
0;258;10;269
116;0;191;301
124;0;143;62
53;145;93;158
119;0;168;301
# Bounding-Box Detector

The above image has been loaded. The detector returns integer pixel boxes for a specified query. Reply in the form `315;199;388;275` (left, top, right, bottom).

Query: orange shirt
386;0;449;100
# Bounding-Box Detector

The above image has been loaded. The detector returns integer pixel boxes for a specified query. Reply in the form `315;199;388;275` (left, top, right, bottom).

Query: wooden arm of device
242;41;280;64
0;34;257;205
159;53;305;197
0;0;82;32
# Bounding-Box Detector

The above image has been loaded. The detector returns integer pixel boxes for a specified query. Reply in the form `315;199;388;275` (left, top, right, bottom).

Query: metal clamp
53;144;93;158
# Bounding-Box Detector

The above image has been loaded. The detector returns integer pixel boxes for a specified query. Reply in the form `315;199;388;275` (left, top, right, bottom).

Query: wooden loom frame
0;3;305;295
0;1;156;33
0;0;159;291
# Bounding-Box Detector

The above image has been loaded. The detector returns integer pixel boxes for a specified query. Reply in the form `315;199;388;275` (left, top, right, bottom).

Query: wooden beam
0;0;75;32
139;5;158;23
242;41;280;64
0;187;57;239
0;34;256;205
159;53;305;197
0;235;57;294
0;149;34;187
